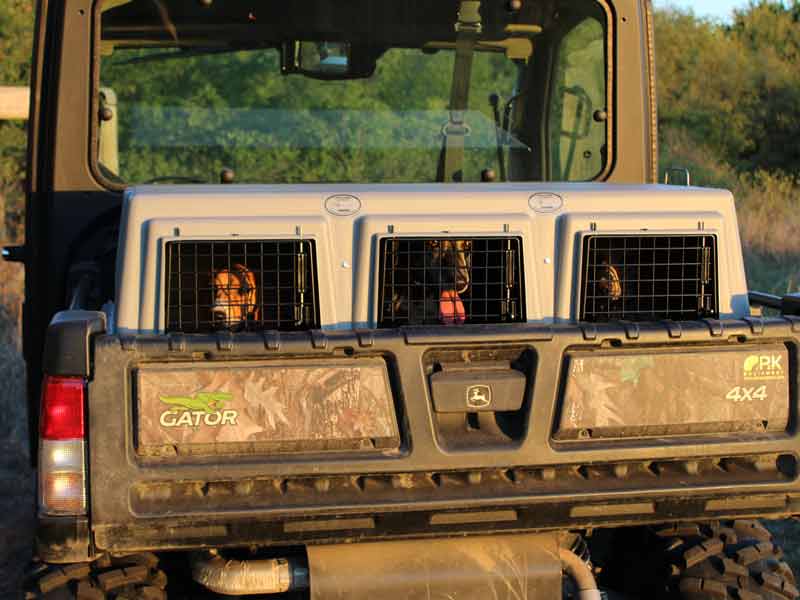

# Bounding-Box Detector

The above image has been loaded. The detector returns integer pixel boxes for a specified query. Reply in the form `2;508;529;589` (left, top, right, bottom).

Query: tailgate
88;320;800;553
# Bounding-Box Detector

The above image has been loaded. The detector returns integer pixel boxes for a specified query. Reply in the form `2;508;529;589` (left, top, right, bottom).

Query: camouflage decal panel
135;358;400;457
556;344;791;440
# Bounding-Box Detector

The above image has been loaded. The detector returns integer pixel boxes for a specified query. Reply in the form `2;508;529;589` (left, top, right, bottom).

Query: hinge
701;245;712;285
294;241;308;326
699;241;712;313
503;241;517;320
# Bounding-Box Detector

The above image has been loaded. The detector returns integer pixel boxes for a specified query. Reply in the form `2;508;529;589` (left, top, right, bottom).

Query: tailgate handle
430;361;526;413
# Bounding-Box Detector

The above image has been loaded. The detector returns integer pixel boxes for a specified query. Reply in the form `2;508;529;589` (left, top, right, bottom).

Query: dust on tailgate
136;358;400;456
555;344;790;440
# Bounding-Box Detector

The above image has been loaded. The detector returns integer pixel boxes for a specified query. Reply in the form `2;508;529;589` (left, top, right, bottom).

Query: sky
654;0;749;20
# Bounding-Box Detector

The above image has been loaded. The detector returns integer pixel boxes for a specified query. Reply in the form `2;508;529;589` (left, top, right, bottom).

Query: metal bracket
663;167;691;186
455;1;483;33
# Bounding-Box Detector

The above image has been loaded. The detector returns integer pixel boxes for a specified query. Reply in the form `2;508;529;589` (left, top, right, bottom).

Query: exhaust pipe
559;547;602;600
191;551;309;596
192;537;598;598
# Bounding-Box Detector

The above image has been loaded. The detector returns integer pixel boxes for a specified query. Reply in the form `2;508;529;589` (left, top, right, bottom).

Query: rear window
95;0;611;185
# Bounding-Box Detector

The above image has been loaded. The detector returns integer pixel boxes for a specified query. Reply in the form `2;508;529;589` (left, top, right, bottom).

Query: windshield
96;0;609;185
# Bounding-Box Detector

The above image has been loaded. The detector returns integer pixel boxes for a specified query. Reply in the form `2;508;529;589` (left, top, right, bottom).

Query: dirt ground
0;440;34;600
766;518;800;575
0;265;33;598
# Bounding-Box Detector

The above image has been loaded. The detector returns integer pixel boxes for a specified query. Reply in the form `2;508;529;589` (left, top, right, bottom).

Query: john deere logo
466;385;492;409
158;391;239;427
743;354;784;381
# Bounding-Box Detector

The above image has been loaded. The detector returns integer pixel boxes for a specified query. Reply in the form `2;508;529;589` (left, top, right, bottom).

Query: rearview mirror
281;41;377;79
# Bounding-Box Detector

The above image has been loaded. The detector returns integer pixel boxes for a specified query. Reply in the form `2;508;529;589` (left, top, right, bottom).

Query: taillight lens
39;440;86;514
39;376;87;515
40;376;85;440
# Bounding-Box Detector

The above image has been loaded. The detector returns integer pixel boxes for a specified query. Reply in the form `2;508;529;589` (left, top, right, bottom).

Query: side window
547;16;607;181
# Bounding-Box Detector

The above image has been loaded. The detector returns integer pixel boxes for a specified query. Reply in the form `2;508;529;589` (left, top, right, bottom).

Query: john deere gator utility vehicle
11;0;800;598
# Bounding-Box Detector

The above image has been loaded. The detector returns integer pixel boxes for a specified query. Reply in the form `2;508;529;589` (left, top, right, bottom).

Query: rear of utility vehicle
16;0;800;599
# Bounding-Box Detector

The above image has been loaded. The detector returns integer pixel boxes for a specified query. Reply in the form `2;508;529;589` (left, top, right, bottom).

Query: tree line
657;2;800;179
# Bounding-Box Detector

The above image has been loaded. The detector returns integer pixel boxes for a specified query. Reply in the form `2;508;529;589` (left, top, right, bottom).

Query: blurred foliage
0;0;33;242
102;47;518;184
657;2;800;175
656;1;800;292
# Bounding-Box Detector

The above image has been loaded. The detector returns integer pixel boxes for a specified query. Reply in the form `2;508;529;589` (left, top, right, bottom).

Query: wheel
27;553;167;600
654;520;799;600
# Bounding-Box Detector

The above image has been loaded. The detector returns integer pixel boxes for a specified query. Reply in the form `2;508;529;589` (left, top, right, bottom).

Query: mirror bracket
281;41;377;80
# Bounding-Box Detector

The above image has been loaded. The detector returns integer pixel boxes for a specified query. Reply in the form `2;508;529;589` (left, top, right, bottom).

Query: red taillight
39;376;87;515
40;376;85;440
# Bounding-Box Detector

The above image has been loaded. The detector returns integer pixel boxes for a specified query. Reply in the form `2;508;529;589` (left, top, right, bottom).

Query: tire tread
669;520;799;600
34;553;165;600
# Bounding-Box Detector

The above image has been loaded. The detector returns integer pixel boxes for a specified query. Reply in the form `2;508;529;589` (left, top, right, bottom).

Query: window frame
542;1;615;182
89;0;615;190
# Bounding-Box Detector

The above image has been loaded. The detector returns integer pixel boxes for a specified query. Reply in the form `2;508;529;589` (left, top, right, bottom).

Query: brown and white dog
212;264;259;329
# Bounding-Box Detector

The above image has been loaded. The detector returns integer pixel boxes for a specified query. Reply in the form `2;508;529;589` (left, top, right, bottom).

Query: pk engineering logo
743;354;784;381
158;391;239;427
